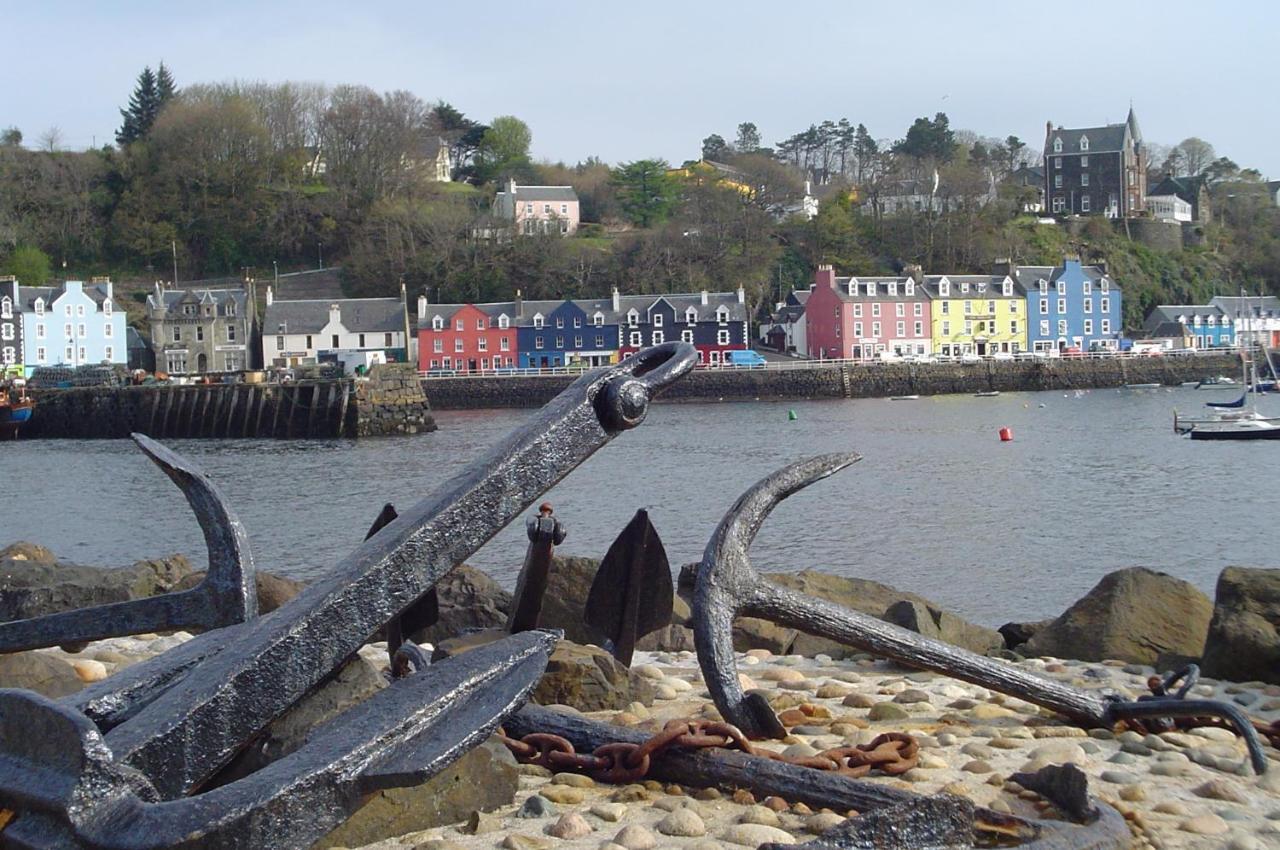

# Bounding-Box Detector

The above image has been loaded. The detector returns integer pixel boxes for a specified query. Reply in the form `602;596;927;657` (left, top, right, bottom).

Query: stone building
1043;107;1147;218
147;283;257;375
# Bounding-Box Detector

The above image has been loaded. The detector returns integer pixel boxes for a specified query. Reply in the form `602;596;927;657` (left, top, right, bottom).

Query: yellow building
922;275;1027;357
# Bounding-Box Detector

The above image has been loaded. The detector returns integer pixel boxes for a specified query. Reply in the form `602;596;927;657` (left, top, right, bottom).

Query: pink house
805;266;932;359
494;179;580;236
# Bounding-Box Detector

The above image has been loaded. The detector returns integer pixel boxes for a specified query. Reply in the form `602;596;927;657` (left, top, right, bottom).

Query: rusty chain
1118;671;1280;752
496;714;918;785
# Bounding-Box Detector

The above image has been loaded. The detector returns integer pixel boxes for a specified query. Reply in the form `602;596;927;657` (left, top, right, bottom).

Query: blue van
725;350;768;368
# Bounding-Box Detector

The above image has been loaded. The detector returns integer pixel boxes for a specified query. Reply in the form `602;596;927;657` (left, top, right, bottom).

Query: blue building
17;279;127;375
1141;304;1235;350
516;296;620;368
1014;258;1123;352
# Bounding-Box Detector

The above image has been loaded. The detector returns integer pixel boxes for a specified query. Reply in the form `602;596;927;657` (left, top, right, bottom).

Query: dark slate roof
420;291;749;328
1209;295;1280;319
1148;175;1208;205
264;298;405;334
16;282;114;310
919;275;1025;299
147;287;249;317
1046;123;1129;155
830;276;922;302
126;326;151;351
1143;305;1226;331
274;269;345;301
1140;321;1191;340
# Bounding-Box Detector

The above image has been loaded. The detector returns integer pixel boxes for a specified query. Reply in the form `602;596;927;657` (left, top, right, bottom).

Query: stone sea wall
422;354;1243;410
354;363;437;437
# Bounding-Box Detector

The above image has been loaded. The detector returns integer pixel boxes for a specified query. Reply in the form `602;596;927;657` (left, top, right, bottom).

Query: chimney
612;287;620;313
329;303;341;327
1046;120;1053;142
700;290;708;306
815;264;837;290
1095;259;1109;276
992;258;1015;277
417;293;427;320
903;264;923;285
507;177;518;197
515;289;523;318
736;285;745;304
265;286;273;306
154;280;164;305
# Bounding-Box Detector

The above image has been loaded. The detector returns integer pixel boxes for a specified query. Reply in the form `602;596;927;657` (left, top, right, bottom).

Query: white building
262;284;411;368
17;278;127;376
1145;194;1192;223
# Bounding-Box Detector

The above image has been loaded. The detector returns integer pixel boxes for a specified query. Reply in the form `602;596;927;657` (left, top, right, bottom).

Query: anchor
0;342;699;849
691;453;1269;774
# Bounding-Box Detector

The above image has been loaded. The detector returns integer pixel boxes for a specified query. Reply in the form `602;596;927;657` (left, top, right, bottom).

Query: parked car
959;352;982;364
726;350;768;368
1063;347;1085;358
991;352;1014;361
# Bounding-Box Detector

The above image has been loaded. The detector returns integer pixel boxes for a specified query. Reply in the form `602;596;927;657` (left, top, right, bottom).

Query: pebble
1148;762;1191;777
465;811;503;835
936;732;958;746
961;760;993;774
551;772;594;788
1227;835;1263;850
758;667;807;683
518;796;558;819
720;824;797;847
612;825;657;850
1178;813;1229;835
654;684;679;700
815;683;852;699
960;743;995;759
970;704;1015;720
611;785;651;803
739;806;781;827
539;786;586;805
547;814;593;840
69;658;108;683
1119;784;1146;802
656;808;706;837
1153;801;1191;816
841;693;876;709
1100;770;1137;784
805;813;845;834
589;803;626;823
1107;752;1137;765
633;664;665;680
502;835;552;850
867;702;909;721
892;688;931;704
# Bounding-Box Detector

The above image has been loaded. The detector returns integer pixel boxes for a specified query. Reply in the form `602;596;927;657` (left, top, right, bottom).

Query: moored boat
0;378;34;440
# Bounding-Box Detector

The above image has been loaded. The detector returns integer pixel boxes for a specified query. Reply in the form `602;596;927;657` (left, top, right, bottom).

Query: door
196;353;208;373
468;358;477;372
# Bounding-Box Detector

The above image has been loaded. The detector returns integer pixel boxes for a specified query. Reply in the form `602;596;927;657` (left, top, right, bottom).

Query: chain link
497;710;918;785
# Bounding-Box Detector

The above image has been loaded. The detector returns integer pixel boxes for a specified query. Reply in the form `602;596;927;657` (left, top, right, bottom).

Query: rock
1193;778;1250;803
739;806;781;826
805;813;846;834
1178;813;1229;835
0;551;193;623
314;739;518;847
531;641;656;712
1202;567;1280;684
539;786;587;805
0;651;83;697
883;600;1003;655
892;688;932;704
656;808;706;837
868;702;909;721
551;772;594;788
589;803;626;822
0;541;56;564
413;565;512;645
721;824;797;847
547;813;593;839
518;796;558;819
613;824;657;850
998;619;1052;650
173;570;305;616
502;834;552;850
464;811;504;835
1023;567;1213;664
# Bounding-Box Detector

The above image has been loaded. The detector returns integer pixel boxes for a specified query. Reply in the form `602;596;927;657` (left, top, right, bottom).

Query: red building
806;266;932;359
416;300;517;372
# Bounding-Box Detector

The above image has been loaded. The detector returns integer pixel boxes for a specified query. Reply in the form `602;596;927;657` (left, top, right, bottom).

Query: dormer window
867;282;877;297
905;281;914;296
716;307;729;324
1193;315;1202;326
1178;315;1187;324
102;299;112;317
940;281;950;296
847;283;856;296
627;309;639;327
1207;315;1216;327
533;313;545;329
1053;137;1063;153
887;281;897;296
1078;135;1089;151
685;307;698;324
1002;281;1012;296
224;301;235;317
34;298;44;316
976;282;986;294
431;316;444;330
960;282;969;294
653;313;664;327
593;312;604;327
1039;280;1047;293
498;314;510;329
1101;278;1110;292
0;297;10;319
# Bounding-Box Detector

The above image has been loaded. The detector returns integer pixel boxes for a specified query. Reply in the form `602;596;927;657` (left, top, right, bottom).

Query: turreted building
1043;107;1147;218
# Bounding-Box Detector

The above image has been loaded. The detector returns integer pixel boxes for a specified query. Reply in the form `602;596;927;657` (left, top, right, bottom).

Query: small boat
1188;417;1280;440
0;378;34;440
1206;394;1245;409
888;395;919;401
974;390;1000;398
1123;383;1161;390
1179;349;1280;441
1196;376;1236;388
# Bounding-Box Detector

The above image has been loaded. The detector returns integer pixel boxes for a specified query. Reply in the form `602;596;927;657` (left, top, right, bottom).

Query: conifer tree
116;63;178;146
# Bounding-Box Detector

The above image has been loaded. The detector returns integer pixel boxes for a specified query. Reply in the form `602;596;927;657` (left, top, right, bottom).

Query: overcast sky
4;0;1277;176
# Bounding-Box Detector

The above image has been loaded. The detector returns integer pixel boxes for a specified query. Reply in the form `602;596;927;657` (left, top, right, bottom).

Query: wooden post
336;380;350;438
159;387;174;437
284;385;295;439
306;383;320;437
222;386;238;438
270;386;282;438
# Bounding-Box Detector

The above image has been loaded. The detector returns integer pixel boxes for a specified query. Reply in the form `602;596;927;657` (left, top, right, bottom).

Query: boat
1123;383;1161;390
0;378;34;440
888;395;919;401
1178;346;1280;440
1205;394;1246;409
1196;376;1237;388
974;390;1000;398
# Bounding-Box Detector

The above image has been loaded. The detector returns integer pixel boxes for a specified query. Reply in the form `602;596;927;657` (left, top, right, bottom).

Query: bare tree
38;126;63;152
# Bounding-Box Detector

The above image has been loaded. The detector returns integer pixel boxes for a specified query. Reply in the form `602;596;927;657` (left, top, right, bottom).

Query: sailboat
1177;351;1280;440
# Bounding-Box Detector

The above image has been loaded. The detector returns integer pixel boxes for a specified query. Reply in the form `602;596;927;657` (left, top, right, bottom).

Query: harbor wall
421;354;1245;410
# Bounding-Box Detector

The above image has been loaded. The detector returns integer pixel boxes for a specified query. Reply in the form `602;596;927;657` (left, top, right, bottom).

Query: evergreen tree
116;63;177;146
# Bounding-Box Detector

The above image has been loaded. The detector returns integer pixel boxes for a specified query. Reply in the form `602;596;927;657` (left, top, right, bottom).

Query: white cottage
262;284;410;368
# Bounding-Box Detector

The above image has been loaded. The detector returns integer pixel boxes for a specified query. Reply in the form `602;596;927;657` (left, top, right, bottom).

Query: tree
612;159;677;228
735;122;760;154
701;134;729;161
0;127;20;147
38;127;63;152
2;245;52;284
852;124;878;183
1174;137;1215;176
893;113;956;162
117;63;178;146
1004;135;1026;172
1204;156;1240;185
473;115;532;183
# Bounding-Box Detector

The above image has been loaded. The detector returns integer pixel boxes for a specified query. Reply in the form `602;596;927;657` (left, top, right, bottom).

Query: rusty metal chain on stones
497;716;918;785
1120;670;1280;752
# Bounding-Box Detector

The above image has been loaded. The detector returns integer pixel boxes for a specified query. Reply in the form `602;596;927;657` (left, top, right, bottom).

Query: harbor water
4;385;1278;626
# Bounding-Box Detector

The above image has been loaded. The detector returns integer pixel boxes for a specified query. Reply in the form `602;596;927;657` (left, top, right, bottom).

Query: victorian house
149;283;257;375
1043;108;1147;218
18;278;127;375
805;267;932;360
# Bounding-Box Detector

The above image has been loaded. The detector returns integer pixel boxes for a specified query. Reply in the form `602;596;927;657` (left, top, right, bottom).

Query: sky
3;0;1278;176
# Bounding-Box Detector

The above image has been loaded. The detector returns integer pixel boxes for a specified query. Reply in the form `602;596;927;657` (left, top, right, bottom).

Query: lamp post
318;242;324;270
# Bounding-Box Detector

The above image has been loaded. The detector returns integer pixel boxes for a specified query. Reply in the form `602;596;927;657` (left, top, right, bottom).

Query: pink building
493;179;580;236
805;266;932;359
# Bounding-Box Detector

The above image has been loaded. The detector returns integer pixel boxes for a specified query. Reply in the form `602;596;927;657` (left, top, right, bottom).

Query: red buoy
999;427;1013;442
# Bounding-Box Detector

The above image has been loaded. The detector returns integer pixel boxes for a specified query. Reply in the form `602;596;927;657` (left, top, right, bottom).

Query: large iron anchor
692;453;1269;774
0;342;698;848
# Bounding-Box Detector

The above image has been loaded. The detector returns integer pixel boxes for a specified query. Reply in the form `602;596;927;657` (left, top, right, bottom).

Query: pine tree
116;63;177;147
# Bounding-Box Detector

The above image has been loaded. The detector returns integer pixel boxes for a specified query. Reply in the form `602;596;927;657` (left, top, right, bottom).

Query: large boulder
0;651;84;697
411;565;512;646
313;738;518;847
883;600;1003;655
531;640;656;712
1023;568;1213;664
173;570;305;616
537;556;608;645
1202;567;1280;684
0;550;193;623
999;619;1052;651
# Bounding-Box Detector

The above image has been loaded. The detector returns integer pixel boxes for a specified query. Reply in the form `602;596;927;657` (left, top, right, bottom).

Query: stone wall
354;364;437;436
422;354;1243;410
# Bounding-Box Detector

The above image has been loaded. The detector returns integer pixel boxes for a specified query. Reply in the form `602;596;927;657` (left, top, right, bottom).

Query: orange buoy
999;427;1013;442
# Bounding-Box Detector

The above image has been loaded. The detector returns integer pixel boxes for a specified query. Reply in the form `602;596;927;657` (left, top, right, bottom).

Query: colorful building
614;289;751;366
516;297;620;369
1;277;23;376
1015;259;1123;352
805;267;931;359
417;299;519;373
263;285;410;368
1142;305;1234;350
17;278;126;375
921;273;1025;357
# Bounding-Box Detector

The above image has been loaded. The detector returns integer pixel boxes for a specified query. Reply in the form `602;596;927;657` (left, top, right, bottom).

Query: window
964;320;972;335
593;312;604;326
543;204;551;214
942;321;950;335
1054;158;1061;170
913;302;922;316
0;298;8;319
1010;321;1018;334
357;333;365;347
906;281;915;296
1054;174;1063;189
1058;319;1068;335
432;316;444;330
596;335;605;346
852;321;861;337
498;314;510;329
717;330;730;345
105;346;114;360
627;310;638;327
455;319;464;331
914;321;922;335
1052;196;1065;213
433;339;443;353
561;203;568;215
941;302;949;315
1057;298;1067;313
895;303;905;317
535;336;545;350
555;336;564;348
34;299;44;316
964;301;972;315
853;304;863;318
0;325;9;341
534;314;545;328
78;323;87;337
987;300;996;314
681;330;693;343
686;308;697;323
501;337;510;351
276;335;285;350
653;314;663;327
455;339;464;352
652;331;663;344
478;338;487;352
1039;299;1048;314
1040;320;1050;336
1083;320;1093;335
64;304;72;316
36;346;46;362
960;282;970;294
573;316;581;328
172;326;181;342
629;331;641;346
1053;137;1062;153
940;281;950;296
1083;298;1093;313
716;308;729;324
1101;279;1110;293
888;282;897;296
872;321;881;337
65;345;73;361
1101;297;1110;313
1010;301;1018;314
896;321;905;337
166;353;186;372
556;316;565;329
867;282;877;296
1080;195;1090;213
1101;319;1111;334
78;346;86;361
478;318;487;331
225;301;235;317
36;323;45;339
525;203;533;214
76;304;85;317
574;335;583;348
1079;135;1089;151
872;303;881;317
